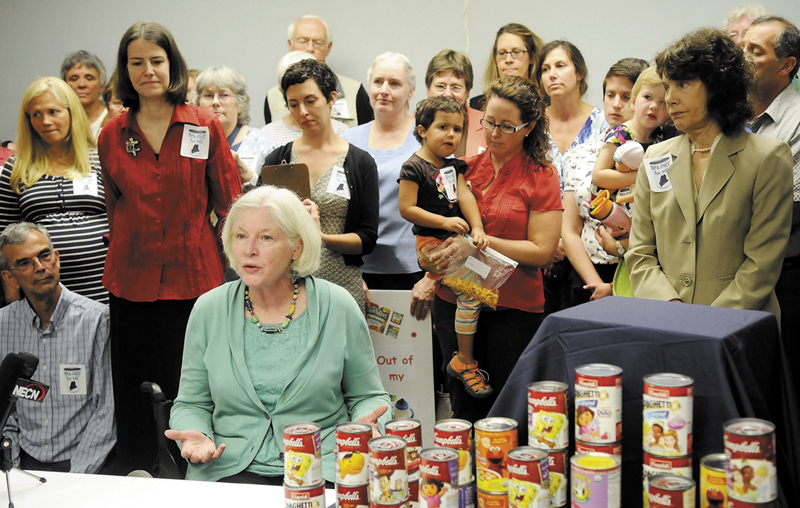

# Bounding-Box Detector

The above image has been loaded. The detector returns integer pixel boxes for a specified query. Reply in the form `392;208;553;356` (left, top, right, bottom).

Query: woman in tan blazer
627;28;793;317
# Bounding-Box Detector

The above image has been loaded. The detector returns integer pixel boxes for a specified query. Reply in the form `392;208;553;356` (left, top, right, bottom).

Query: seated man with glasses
0;222;115;474
263;14;373;128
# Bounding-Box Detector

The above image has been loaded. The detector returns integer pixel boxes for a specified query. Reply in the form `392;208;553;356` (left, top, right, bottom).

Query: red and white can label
386;419;423;473
285;482;325;508
369;436;409;505
419;448;459;507
575;365;622;444
284;422;323;487
724;419;777;504
575;440;621;456
336;423;372;486
643;454;693;508
337;484;369;508
547;450;568;507
434;419;473;487
643;374;693;457
408;479;419;508
527;381;568;450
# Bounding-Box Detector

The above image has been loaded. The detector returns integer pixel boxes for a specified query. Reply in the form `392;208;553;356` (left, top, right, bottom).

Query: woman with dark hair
259;59;378;313
97;21;240;474
627;28;792;315
425;76;562;422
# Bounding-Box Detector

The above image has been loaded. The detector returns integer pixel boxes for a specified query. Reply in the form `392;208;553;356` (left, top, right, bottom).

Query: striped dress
0;150;109;304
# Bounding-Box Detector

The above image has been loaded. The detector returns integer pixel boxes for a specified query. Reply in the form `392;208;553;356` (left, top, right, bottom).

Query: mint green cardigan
170;277;392;482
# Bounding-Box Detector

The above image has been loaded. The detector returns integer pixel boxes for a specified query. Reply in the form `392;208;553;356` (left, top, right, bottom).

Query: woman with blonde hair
0;76;109;304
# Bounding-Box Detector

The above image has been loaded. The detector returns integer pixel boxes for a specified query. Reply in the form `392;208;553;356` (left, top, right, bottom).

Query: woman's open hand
165;429;226;464
357;404;389;438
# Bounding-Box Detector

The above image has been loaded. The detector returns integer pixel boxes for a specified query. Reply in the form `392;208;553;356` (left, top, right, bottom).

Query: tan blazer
627;129;793;316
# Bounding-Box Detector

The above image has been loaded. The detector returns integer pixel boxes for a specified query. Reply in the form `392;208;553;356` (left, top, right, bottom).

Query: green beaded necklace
244;274;300;334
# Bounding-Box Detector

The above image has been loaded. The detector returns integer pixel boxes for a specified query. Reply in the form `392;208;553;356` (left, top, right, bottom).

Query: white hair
367;52;416;88
287;15;332;43
723;4;767;29
276;51;317;88
191;66;250;125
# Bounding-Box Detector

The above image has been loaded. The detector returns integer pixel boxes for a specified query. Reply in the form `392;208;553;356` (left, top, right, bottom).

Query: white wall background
1;0;798;140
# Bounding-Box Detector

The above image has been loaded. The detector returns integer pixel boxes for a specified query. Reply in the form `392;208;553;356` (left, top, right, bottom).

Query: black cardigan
258;141;379;267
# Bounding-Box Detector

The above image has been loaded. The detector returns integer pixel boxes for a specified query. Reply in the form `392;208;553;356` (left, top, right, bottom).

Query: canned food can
643;452;692;508
648;475;696;508
386;418;423;473
370;500;410;508
507;447;550;508
475;417;518;493
477;489;508;508
459;481;476;508
285;482;325;508
409;479;419;508
575;364;622;443
570;452;621;508
575;440;621;456
724;418;777;503
434;419;474;487
725;499;775;508
336;423;372;486
527;381;569;450
643;374;693;457
369;436;409;505
699;453;726;508
283;422;323;487
547;450;568;507
337;483;369;508
418;448;460;507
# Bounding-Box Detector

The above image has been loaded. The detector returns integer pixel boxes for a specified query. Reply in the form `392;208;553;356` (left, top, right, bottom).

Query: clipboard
260;163;311;200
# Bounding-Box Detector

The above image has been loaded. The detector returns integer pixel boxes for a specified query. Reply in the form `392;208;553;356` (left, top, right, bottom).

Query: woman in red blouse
426;76;562;422
97;22;240;474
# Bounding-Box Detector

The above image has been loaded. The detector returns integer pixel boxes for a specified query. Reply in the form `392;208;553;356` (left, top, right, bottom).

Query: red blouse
437;150;562;312
98;104;241;302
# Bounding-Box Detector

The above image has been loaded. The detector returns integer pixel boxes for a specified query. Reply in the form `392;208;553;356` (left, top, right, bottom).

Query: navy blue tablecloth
488;297;799;507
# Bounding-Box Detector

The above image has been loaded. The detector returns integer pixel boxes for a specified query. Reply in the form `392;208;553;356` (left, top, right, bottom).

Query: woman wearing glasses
424;76;562;422
0;77;109;304
469;23;544;112
192;66;277;187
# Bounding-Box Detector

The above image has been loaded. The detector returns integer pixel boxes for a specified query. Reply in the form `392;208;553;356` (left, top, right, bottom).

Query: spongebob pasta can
475;417;518;493
386;418;423;475
647;475;696;508
643;453;692;508
336;422;373;486
285;482;326;508
337;484;369;508
575;364;622;445
547;449;568;507
369;436;409;505
699;453;726;508
570;453;621;508
283;422;323;487
506;447;550;508
724;418;777;504
418;448;460;507
527;381;568;450
643;374;693;457
433;419;473;487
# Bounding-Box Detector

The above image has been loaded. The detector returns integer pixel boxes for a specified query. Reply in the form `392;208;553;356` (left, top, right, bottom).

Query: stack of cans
434;419;476;507
283;422;326;508
527;381;569;506
723;418;777;507
334;422;372;508
642;373;694;507
385;418;423;507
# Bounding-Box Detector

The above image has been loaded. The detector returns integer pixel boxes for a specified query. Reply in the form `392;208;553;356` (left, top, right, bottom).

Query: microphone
0;354;27;432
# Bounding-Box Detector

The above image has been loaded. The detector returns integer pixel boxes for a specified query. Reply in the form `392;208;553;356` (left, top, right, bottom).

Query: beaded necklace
244;275;300;334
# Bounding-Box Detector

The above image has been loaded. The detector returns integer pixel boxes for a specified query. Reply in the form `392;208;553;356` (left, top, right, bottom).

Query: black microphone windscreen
0;354;26;402
17;352;39;379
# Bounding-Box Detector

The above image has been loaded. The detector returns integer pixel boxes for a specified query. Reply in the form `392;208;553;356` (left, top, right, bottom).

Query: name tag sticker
332;99;350;120
643;154;674;192
464;255;491;279
326;166;351;199
60;364;87;395
180;125;210;159
72;173;98;197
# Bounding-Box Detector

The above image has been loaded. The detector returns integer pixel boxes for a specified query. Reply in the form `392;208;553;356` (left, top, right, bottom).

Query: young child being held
398;96;491;399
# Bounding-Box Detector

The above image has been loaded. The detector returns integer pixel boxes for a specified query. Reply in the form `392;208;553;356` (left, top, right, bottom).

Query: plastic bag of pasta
440;234;519;308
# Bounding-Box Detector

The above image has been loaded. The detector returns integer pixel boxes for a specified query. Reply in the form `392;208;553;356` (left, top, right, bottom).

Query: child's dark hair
413;96;466;144
576;405;595;420
421;477;444;492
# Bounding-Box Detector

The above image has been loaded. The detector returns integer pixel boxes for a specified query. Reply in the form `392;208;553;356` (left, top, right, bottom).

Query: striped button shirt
0;284;115;473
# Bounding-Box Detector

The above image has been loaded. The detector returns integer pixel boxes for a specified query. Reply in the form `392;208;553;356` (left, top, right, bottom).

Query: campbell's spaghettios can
724;418;777;504
336;422;372;486
477;489;508;508
726;499;775;508
460;482;476;508
575;364;622;444
648;475;696;508
386;418;423;474
409;479;419;508
475;417;518;493
418;448;459;507
369;436;409;505
643;452;692;507
337;483;369;508
283;422;323;487
507;447;550;508
575;440;621;456
547;450;568;507
527;381;569;450
285;482;325;508
434;419;473;487
570;453;621;508
699;453;726;508
643;373;693;457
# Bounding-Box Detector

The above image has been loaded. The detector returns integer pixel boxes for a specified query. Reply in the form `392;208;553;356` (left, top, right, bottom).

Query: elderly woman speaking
627;28;793;315
167;186;390;484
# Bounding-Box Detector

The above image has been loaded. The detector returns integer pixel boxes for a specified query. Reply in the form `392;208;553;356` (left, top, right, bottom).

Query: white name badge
238;154;257;171
60;364;87;395
643;154;674;192
326;166;351;199
331;99;350;120
72;173;98;197
180;125;210;159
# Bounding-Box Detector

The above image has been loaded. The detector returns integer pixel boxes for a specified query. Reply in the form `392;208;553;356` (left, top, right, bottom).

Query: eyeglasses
480;118;530;134
432;83;465;94
8;249;56;275
200;93;234;103
294;38;327;49
495;49;528;61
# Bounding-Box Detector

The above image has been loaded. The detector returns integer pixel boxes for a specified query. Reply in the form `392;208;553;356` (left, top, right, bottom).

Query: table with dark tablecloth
488;296;799;507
